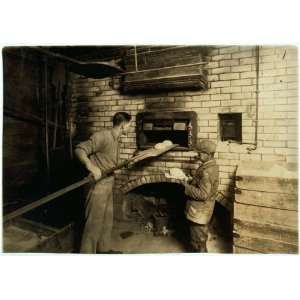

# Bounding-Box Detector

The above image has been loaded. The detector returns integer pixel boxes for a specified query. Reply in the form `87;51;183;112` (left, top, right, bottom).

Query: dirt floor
111;222;232;254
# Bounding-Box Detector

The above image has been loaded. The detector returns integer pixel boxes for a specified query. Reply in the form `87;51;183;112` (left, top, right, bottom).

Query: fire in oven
136;111;197;150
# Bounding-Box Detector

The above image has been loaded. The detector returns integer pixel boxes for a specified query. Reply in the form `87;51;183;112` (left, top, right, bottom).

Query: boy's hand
186;175;193;183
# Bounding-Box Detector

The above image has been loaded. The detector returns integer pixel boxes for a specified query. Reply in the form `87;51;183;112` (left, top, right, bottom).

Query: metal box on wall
122;46;208;93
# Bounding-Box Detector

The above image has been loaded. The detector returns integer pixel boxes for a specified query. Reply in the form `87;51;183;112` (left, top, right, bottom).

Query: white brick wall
71;45;298;207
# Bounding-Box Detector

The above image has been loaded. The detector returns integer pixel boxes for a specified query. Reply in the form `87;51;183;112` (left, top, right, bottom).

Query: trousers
189;221;209;252
80;176;114;254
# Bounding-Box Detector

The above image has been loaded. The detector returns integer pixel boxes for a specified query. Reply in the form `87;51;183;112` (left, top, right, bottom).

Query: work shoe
98;250;123;254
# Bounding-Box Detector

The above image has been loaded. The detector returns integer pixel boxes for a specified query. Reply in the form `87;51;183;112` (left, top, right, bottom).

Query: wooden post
134;45;138;72
44;58;50;187
65;71;73;160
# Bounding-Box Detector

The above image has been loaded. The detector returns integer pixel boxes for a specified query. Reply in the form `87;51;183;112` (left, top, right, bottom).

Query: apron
80;176;115;253
77;130;120;253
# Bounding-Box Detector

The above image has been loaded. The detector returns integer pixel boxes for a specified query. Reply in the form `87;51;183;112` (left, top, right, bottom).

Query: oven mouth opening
138;130;189;149
136;111;197;150
121;182;188;239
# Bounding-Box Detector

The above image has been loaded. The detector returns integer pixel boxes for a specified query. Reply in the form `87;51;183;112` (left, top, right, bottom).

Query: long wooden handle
3;159;131;223
3;177;91;223
3;144;176;222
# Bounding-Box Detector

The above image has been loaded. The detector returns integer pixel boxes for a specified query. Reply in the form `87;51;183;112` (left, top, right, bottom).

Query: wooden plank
131;144;178;163
3;220;54;252
18;217;60;234
123;74;206;93
234;202;298;228
236;176;298;195
233;245;260;254
236;160;298;194
235;190;297;211
234;218;298;245
125;64;204;81
234;235;298;254
3;220;75;253
33;223;75;253
4;218;56;237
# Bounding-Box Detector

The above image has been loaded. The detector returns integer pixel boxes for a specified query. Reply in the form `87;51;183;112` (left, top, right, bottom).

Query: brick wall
70;46;298;209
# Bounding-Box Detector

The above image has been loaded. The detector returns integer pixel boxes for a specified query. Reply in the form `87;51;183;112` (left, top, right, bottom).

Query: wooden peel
129;144;178;164
3;144;178;222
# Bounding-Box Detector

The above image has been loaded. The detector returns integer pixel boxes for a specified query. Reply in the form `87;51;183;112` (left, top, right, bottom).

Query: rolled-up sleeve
76;132;105;156
184;171;212;202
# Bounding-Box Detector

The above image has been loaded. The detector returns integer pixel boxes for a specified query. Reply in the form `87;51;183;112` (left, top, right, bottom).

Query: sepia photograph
2;45;298;254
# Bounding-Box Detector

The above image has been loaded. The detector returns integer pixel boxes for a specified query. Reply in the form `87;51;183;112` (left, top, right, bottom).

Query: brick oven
114;110;199;236
72;46;211;239
2;44;298;254
70;45;298;252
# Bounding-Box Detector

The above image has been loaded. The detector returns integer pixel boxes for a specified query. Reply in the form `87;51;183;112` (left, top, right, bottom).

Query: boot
189;241;208;253
199;242;208;253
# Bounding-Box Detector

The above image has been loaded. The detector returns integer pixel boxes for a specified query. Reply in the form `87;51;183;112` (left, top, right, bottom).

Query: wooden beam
44;59;50;186
235;190;297;211
234;218;298;245
234;202;298;228
4;107;66;130
234;235;298;254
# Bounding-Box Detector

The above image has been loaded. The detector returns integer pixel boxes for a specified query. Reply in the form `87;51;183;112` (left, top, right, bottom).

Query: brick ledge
120;174;185;194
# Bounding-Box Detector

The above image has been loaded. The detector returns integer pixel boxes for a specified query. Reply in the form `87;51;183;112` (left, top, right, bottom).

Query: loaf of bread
165;168;188;181
154;140;173;150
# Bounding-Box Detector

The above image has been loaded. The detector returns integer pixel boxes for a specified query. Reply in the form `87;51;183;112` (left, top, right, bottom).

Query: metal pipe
134;45;138;72
247;45;260;152
254;45;260;147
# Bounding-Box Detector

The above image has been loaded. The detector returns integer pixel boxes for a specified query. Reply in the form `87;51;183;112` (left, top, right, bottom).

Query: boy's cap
195;139;216;154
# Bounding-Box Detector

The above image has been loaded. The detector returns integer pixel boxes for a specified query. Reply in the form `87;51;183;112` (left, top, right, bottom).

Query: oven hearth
117;182;187;238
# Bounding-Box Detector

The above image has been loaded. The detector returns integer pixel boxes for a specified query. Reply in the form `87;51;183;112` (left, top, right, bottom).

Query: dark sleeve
184;171;212;201
75;132;105;156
